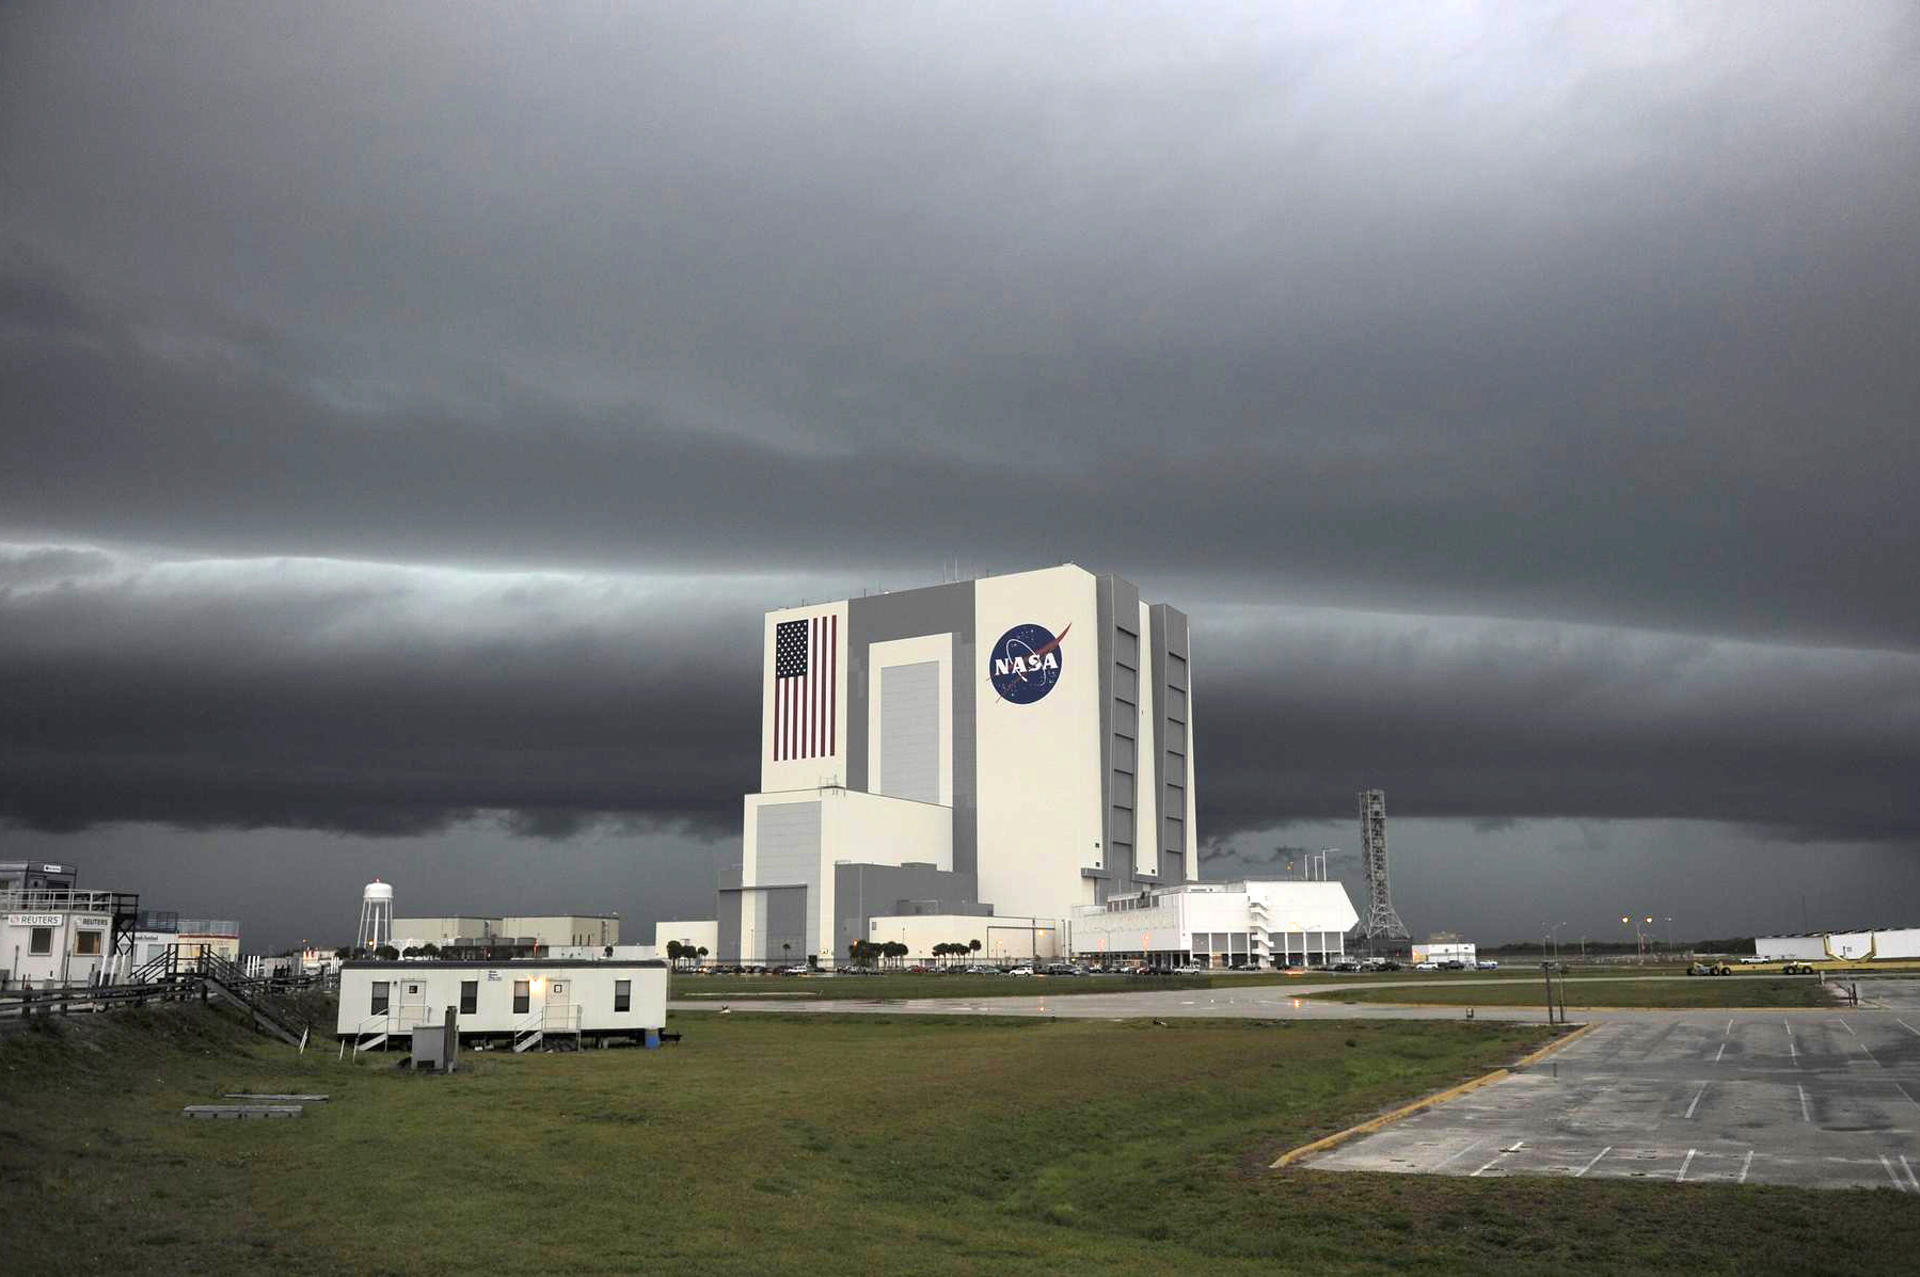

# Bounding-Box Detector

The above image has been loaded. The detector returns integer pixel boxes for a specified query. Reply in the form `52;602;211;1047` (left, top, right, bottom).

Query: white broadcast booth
336;959;668;1048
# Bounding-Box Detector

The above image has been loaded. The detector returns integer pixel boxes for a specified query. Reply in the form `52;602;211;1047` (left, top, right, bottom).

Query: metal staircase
191;951;308;1047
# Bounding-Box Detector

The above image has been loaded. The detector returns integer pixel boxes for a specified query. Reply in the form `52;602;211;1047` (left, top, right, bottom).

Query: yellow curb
1269;1022;1598;1170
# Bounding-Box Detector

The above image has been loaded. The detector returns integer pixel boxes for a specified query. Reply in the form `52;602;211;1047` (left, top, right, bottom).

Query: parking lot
1307;1001;1920;1191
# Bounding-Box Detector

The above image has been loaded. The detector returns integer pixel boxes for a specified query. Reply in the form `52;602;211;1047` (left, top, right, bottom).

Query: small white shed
336;959;668;1049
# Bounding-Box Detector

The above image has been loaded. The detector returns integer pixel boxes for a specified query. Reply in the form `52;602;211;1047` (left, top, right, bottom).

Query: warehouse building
1754;926;1920;961
1071;880;1358;969
718;563;1198;966
391;914;621;953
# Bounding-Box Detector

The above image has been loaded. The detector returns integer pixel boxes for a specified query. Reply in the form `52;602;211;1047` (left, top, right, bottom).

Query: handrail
542;1003;581;1031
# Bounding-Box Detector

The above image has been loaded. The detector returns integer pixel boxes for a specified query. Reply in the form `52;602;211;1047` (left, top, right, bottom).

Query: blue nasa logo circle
988;622;1069;704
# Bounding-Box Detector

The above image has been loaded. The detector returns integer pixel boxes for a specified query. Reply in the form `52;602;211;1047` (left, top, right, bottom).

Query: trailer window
614;980;631;1012
370;981;390;1015
75;930;102;955
460;981;478;1015
29;927;54;955
513;980;530;1014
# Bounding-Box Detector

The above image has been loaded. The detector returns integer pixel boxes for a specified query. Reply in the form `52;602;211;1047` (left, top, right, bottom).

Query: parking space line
1838;1018;1856;1036
1896;1018;1920;1037
1903;1155;1920;1193
1896;1082;1920;1111
1471;1141;1524;1176
1685;1083;1708;1119
1677;1148;1697;1183
1714;1042;1727;1063
1880;1154;1907;1192
1574;1145;1612;1177
1738;1150;1754;1184
1798;1084;1812;1123
1431;1137;1487;1171
1725;1019;1734;1037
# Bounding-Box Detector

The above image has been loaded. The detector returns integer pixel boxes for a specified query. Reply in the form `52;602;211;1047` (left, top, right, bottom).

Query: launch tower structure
1357;789;1409;945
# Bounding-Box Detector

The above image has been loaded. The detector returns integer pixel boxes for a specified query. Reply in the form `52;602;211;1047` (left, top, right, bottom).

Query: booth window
370;981;390;1015
29;927;54;955
460;981;478;1015
75;930;102;956
614;980;631;1012
513;980;530;1014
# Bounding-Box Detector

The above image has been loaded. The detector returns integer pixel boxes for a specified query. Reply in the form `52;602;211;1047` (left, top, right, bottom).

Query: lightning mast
1357;789;1409;946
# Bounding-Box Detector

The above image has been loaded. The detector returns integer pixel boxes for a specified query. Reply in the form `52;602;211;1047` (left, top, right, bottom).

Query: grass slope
1305;977;1836;1009
4;1004;1914;1275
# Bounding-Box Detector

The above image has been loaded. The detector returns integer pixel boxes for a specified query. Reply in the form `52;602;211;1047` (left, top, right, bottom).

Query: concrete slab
1306;1007;1920;1191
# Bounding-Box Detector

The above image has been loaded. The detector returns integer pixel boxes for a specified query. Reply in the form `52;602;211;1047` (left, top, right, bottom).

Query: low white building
1412;940;1477;965
335;959;669;1046
1072;880;1359;968
2;887;137;988
863;913;1066;964
547;943;657;961
1754;927;1920;962
653;920;719;961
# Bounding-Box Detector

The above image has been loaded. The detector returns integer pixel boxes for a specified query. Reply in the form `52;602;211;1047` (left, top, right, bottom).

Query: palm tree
782;941;792;966
666;940;683;969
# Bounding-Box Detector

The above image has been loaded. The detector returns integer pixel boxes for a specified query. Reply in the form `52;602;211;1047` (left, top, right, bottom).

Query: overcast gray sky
3;2;1916;948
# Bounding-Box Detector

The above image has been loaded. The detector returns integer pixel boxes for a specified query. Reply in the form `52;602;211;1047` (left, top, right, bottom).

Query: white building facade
721;564;1199;966
1071;881;1358;969
335;959;668;1043
1754;927;1920;962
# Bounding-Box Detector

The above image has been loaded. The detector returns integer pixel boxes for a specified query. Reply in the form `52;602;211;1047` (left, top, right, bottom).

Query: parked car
1413;961;1439;971
1440;960;1467;970
1476;960;1500;970
1006;966;1034;977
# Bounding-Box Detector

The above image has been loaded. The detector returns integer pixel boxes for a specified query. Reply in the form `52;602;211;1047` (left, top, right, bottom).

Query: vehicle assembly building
720;563;1199;966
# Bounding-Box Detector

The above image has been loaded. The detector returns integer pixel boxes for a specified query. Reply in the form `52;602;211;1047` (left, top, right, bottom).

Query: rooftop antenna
1356;790;1409;947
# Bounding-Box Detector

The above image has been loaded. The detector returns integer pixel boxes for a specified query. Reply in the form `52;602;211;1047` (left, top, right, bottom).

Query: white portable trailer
336;959;668;1052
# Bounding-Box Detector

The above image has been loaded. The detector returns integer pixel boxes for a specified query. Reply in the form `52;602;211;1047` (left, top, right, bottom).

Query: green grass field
1305;976;1838;1009
5;1003;1914;1275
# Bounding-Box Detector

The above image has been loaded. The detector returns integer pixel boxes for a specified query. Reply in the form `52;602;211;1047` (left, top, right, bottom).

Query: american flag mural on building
772;614;836;761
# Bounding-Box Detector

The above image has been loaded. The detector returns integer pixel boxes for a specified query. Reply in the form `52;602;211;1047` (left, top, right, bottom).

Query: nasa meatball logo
988;622;1070;704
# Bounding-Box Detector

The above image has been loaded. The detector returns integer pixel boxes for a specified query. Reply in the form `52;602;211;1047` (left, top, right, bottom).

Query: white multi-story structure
720;564;1199;966
1072;881;1358;969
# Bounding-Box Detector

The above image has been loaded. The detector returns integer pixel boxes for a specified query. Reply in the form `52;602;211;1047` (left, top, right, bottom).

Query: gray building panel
832;862;979;965
764;886;808;966
716;889;740;962
879;660;940;803
1096;573;1143;894
1149;603;1192;883
846;582;976;875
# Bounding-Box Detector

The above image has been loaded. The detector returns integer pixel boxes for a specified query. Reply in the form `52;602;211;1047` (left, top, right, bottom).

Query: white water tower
357;879;394;951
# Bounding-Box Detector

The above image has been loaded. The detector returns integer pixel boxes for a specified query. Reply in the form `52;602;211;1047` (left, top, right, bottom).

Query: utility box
411;1007;460;1072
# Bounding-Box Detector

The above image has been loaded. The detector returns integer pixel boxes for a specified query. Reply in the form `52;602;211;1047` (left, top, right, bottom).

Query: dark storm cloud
3;551;1914;848
1196;608;1920;844
0;551;763;836
0;2;1916;907
3;3;1918;649
3;253;1918;653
